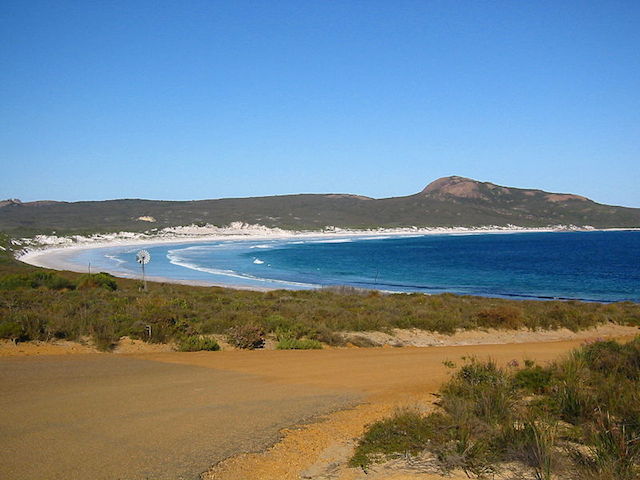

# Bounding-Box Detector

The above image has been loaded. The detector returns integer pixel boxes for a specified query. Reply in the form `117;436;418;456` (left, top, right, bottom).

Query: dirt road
1;336;632;480
0;355;357;480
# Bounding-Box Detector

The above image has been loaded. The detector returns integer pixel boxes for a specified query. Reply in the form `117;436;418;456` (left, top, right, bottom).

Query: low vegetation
77;272;118;291
177;335;220;352
0;271;76;291
276;336;322;350
226;323;266;350
351;337;640;479
1;268;639;351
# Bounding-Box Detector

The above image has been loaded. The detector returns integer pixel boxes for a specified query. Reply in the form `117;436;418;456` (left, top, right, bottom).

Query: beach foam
166;249;315;288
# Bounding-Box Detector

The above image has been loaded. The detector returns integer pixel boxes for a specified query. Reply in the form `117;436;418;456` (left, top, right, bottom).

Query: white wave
309;238;353;244
167;244;226;255
104;254;127;266
250;244;273;249
253;258;265;264
166;251;315;288
357;236;392;241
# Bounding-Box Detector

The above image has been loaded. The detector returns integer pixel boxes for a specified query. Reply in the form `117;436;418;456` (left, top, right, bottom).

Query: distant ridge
2;176;639;234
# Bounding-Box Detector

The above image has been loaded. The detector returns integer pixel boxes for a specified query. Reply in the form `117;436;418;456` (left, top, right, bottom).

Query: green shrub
77;272;118;291
276;337;322;350
226;323;265;349
426;413;498;477
513;364;553;393
178;335;220;352
351;337;640;478
9;313;47;341
545;304;596;331
578;338;640;380
442;359;515;423
572;412;640;480
503;417;558;480
0;274;31;290
350;410;434;469
265;314;310;337
475;306;524;329
45;275;76;290
89;317;118;351
0;271;75;290
0;320;24;342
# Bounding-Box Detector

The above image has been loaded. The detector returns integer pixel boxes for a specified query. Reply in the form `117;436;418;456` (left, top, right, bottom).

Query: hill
1;176;639;234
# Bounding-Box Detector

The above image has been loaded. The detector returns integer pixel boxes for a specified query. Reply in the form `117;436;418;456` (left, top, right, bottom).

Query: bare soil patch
0;354;356;480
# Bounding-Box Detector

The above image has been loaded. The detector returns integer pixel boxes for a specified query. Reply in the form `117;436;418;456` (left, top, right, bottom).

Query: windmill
136;250;151;291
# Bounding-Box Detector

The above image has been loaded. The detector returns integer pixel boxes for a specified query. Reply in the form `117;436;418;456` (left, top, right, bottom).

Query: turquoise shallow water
66;231;640;302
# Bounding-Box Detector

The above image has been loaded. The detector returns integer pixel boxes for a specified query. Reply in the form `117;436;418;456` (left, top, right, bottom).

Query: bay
67;231;640;302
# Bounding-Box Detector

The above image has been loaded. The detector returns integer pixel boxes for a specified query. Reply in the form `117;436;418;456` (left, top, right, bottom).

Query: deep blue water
67;231;640;302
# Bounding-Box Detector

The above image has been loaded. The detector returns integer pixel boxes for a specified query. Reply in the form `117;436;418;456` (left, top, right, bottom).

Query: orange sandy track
1;334;634;480
139;339;615;395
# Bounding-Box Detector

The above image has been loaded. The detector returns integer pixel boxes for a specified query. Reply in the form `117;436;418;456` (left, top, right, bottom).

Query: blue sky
1;0;639;206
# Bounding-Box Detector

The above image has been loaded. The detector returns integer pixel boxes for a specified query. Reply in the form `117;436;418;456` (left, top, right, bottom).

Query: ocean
67;230;640;302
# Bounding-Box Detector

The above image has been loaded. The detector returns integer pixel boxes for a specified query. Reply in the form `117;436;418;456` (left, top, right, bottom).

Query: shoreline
15;224;638;292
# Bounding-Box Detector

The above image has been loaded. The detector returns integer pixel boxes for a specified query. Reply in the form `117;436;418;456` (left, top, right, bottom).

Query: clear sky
1;0;639;206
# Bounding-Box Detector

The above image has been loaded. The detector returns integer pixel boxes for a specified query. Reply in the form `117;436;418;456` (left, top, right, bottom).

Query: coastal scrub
350;337;640;479
0;265;639;351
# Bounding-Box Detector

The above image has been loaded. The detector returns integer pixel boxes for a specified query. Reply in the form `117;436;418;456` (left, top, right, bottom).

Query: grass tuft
178;335;220;352
276;336;322;350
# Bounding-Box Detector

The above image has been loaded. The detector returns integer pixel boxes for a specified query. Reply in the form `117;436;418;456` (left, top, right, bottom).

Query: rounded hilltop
421;176;490;199
421;175;590;203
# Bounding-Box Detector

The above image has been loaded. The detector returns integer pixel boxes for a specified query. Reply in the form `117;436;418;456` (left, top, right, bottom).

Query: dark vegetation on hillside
2;176;639;235
351;338;640;479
